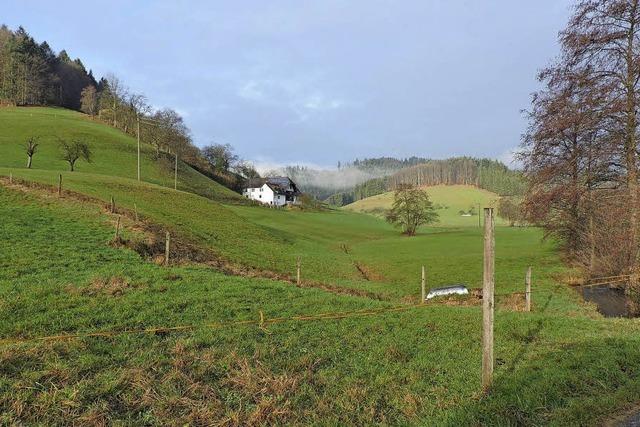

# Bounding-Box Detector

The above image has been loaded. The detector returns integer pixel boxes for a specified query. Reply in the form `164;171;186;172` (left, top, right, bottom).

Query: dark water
616;411;640;427
578;285;638;426
579;284;630;318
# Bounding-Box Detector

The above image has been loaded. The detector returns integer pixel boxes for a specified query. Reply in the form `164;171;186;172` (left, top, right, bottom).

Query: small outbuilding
242;176;301;207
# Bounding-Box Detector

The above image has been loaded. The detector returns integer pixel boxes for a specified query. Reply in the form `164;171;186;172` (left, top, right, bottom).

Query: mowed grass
344;184;505;227
3;186;640;425
0;106;240;202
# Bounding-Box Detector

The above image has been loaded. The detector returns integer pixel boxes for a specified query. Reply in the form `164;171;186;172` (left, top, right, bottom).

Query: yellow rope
0;304;427;348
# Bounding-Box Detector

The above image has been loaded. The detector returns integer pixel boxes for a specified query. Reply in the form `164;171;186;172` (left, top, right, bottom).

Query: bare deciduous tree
522;0;640;283
59;139;92;171
102;73;127;128
561;0;640;270
201;143;239;173
24;136;38;168
80;85;98;116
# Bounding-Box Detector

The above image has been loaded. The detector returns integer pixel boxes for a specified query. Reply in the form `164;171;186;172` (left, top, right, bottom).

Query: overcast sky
5;1;573;168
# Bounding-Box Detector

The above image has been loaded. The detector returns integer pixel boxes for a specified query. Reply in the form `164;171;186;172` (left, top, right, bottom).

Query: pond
578;284;631;318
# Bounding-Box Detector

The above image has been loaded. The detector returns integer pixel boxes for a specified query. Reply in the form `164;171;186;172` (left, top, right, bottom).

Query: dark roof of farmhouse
243;176;300;194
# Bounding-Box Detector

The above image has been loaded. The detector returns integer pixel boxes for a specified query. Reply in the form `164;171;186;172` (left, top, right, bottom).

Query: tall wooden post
9;172;12;184
136;115;141;182
165;232;171;266
482;207;495;390
296;256;301;285
525;266;532;312
478;203;481;228
421;265;426;303
114;215;121;239
174;151;178;191
134;203;139;222
110;196;115;213
57;174;62;196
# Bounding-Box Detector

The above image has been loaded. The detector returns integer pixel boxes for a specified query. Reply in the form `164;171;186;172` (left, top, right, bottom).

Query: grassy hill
2;181;640;425
344;184;504;226
2;107;640;424
0;107;240;202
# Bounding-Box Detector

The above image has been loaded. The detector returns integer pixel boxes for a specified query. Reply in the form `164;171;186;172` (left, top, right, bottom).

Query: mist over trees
322;157;524;206
521;0;640;278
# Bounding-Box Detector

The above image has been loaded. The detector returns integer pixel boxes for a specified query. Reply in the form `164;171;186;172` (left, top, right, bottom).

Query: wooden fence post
421;265;426;303
134;203;139;222
57;174;62;196
110;196;115;213
114;215;121;239
525;266;532;312
296;256;301;285
165;232;171;266
9;172;12;184
482;207;495;390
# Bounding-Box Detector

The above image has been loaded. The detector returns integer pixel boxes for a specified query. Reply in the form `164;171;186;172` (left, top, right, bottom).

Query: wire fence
580;274;632;288
0;304;428;348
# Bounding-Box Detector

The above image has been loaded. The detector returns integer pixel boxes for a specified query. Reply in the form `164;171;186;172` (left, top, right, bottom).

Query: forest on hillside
324;157;524;206
265;158;432;201
0;26;95;109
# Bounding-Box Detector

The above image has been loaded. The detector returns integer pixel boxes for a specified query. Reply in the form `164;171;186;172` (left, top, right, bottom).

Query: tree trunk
626;3;640;273
26;155;32;168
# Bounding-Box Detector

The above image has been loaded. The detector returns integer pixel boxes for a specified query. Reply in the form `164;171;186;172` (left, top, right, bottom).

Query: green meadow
0;106;240;202
2;107;640;425
344;184;505;227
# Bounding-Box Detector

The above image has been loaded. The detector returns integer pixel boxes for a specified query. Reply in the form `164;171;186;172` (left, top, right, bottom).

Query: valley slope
1;107;639;425
344;184;504;226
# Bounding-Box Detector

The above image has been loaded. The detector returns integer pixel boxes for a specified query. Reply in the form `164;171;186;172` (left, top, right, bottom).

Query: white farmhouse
242;177;301;207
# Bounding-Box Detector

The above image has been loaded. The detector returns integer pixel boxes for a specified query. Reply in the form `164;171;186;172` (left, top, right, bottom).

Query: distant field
0;107;240;202
344;184;505;226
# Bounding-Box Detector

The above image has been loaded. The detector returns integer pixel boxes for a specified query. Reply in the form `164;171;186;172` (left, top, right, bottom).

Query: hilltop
0;107;240;202
344;184;505;227
320;157;524;206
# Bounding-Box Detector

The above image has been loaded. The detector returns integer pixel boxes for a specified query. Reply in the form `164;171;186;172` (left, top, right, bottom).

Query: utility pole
174;150;178;191
482;207;495;390
421;265;426;303
136;115;141;181
525;266;532;312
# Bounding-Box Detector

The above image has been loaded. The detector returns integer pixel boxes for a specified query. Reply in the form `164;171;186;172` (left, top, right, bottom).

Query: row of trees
22;136;92;171
77;71;257;188
521;0;640;277
389;158;525;195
